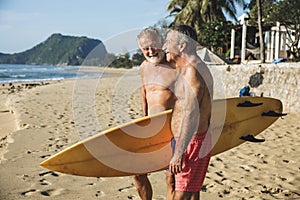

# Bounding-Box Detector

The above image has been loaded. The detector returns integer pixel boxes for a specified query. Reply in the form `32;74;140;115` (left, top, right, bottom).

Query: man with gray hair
163;24;213;200
134;27;177;200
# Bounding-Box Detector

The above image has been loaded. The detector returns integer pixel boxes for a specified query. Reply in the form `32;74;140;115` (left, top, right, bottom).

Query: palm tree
167;0;245;24
256;0;265;63
167;0;246;40
167;0;202;32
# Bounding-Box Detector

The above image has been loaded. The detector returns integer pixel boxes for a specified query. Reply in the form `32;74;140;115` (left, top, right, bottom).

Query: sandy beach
0;67;299;200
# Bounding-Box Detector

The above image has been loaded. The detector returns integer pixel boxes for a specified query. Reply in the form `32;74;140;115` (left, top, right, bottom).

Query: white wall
208;62;300;113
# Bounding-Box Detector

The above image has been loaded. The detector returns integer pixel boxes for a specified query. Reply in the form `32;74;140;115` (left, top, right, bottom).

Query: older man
163;24;213;200
134;27;177;200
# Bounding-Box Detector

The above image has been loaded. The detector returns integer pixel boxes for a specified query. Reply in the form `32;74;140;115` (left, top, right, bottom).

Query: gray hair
168;24;197;54
137;27;163;43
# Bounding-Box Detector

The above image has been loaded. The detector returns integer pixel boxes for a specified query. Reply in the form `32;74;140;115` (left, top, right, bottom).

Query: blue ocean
0;64;106;84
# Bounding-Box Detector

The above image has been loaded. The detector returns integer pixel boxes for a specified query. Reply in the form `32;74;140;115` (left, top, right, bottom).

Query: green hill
0;33;107;66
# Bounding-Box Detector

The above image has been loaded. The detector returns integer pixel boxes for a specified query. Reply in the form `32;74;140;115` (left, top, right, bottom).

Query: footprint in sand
21;189;37;196
214;179;224;185
240;164;256;172
215;171;224;177
95;190;105;197
21;174;30;181
127;195;138;199
221;178;232;186
19;123;29;129
118;183;135;192
39;178;52;186
39;171;59;177
40;188;66;197
40;154;51;159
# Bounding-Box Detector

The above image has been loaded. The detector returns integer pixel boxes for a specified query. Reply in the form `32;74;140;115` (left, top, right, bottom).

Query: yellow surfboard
40;97;285;177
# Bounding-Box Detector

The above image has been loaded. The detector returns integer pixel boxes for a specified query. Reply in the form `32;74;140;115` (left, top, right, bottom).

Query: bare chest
143;69;176;90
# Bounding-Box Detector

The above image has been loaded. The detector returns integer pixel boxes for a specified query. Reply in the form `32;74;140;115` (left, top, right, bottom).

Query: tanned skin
134;28;177;200
163;27;213;200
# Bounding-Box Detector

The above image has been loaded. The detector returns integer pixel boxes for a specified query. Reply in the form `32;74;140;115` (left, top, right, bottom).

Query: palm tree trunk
257;0;265;63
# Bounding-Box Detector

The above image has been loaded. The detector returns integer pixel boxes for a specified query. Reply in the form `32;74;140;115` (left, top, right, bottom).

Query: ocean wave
0;77;65;84
11;74;27;78
0;74;26;78
0;64;107;84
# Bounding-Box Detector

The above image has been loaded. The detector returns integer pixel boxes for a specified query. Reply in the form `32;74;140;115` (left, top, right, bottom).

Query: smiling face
162;30;181;63
138;33;164;64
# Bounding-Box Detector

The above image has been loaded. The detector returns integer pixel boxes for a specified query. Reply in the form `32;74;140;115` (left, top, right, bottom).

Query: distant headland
0;33;107;66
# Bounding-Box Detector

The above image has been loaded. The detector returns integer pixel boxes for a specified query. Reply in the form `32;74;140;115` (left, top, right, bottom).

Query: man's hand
169;154;184;175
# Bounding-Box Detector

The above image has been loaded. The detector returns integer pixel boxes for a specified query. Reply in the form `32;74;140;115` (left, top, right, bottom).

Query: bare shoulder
140;60;152;74
184;63;201;82
140;60;150;79
183;57;213;89
140;60;148;70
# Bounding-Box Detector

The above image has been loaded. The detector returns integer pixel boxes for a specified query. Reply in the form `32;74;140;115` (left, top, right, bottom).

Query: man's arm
170;66;202;174
140;64;148;117
141;85;148;116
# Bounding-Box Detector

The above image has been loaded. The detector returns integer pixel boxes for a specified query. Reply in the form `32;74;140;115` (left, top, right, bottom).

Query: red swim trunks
174;131;211;192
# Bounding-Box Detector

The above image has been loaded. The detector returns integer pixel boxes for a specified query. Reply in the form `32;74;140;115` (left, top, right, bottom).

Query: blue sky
0;0;247;54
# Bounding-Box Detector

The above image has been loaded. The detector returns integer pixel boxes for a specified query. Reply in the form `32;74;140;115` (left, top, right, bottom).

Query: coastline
0;67;299;199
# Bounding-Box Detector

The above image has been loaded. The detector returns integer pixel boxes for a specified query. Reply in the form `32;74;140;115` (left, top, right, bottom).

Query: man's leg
173;191;199;200
171;133;210;200
166;172;175;200
133;174;152;200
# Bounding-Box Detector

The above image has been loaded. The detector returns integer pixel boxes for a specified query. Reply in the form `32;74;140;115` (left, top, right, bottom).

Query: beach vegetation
108;53;133;68
166;0;246;56
247;0;300;60
106;51;145;68
131;50;145;66
198;19;232;53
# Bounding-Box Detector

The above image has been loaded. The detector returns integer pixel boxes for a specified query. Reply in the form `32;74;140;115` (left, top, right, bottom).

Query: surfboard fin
262;111;287;117
240;135;265;143
237;101;263;107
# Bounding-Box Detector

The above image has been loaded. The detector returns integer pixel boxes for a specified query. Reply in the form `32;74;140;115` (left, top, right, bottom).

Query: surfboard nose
40;159;51;168
40;158;59;172
40;155;60;170
40;160;46;167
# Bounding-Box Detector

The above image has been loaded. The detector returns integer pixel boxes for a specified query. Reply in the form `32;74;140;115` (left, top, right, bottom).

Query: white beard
147;52;164;64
